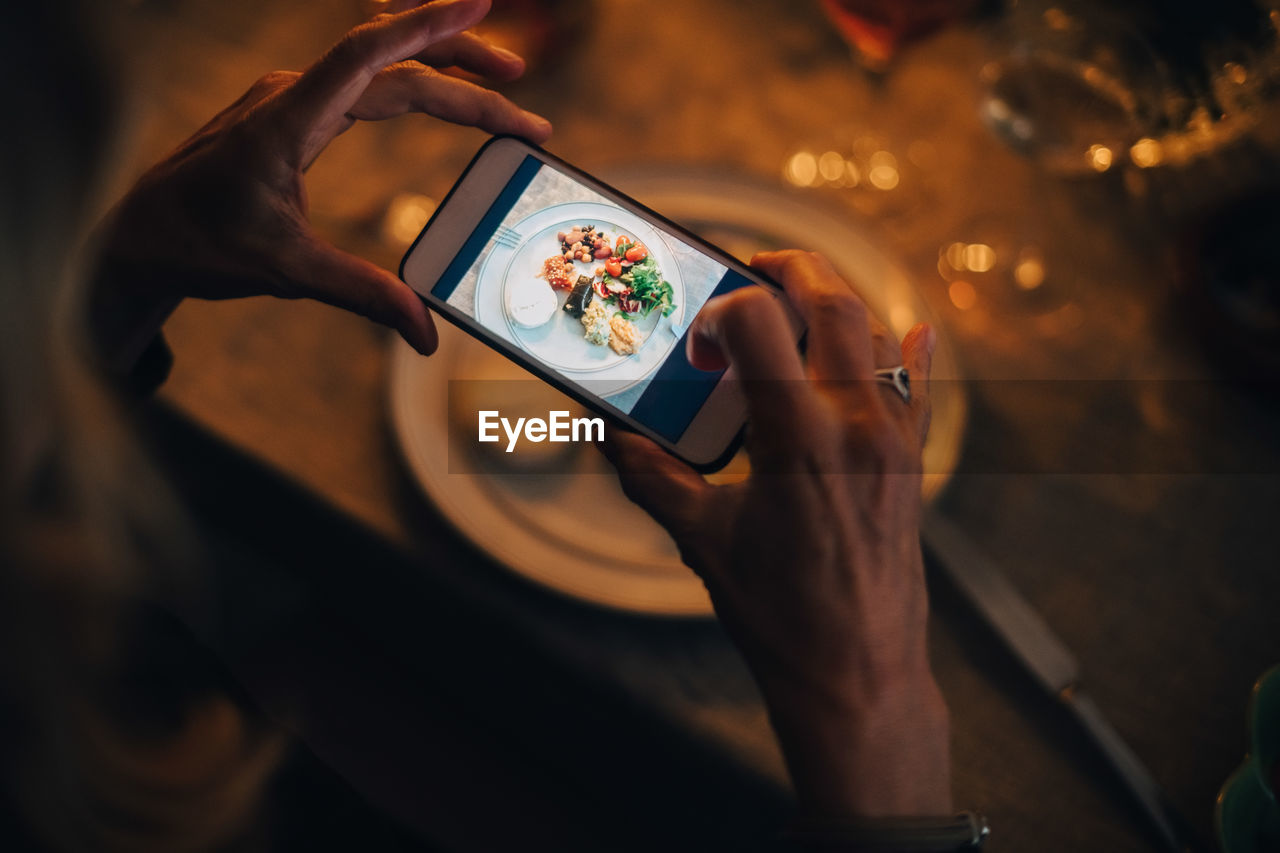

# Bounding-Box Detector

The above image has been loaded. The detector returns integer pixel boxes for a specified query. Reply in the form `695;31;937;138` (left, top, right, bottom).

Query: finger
283;0;491;161
750;250;879;381
283;237;438;355
599;428;715;554
381;0;526;81
900;322;936;447
686;286;822;464
414;31;526;80
349;61;551;141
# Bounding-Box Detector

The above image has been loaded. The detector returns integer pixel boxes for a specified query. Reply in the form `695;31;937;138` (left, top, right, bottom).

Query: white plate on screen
474;202;686;397
389;171;966;617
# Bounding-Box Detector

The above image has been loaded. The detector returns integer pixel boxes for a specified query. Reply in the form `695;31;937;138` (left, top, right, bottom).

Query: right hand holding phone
601;250;949;819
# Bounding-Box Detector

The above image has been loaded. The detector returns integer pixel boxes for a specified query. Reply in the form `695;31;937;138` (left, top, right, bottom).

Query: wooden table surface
116;1;1280;850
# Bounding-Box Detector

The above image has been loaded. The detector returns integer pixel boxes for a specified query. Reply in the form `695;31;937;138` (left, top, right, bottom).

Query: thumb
599;427;714;551
900;322;936;447
286;237;438;355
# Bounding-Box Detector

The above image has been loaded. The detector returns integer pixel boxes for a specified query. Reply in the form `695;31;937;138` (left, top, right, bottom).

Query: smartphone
400;136;802;471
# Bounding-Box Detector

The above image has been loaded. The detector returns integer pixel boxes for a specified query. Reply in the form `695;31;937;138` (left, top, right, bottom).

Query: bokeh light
868;150;900;190
1014;247;1047;290
785;151;819;187
948;280;977;310
1087;144;1113;172
964;243;996;273
384;193;436;246
1129;137;1162;168
818;151;846;182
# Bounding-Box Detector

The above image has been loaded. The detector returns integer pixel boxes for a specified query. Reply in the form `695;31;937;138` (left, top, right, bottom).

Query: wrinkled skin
95;0;551;358
603;251;950;817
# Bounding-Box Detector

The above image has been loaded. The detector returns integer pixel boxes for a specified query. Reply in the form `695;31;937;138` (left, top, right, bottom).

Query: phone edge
400;134;764;474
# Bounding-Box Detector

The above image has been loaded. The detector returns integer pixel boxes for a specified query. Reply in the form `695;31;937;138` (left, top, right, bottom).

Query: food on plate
557;224;612;262
601;255;675;319
526;221;678;358
537;254;576;290
608;314;641;355
507;277;558;328
563;275;594;318
580;300;612;346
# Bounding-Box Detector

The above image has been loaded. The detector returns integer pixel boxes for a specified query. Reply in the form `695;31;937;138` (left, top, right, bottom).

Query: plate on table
475;202;686;398
390;170;966;616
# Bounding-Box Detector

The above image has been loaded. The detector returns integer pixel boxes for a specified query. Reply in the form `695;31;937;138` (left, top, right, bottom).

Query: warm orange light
1129;137;1162;168
785;151;819;187
889;303;914;335
1044;8;1071;31
385;193;436;245
1014;249;1046;290
869;165;899;190
964;243;996;273
870;150;897;169
818;151;846;183
1087;144;1113;172
844;160;861;187
948;280;977;310
868;150;899;190
1164;135;1191;163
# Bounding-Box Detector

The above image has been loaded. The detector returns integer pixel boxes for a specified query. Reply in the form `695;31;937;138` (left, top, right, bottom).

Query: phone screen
428;154;755;442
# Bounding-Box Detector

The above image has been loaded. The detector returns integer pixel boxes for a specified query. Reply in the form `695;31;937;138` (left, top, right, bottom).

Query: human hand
602;251;949;818
93;0;550;363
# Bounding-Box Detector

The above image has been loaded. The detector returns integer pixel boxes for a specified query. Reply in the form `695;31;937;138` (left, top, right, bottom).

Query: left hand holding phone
93;0;552;367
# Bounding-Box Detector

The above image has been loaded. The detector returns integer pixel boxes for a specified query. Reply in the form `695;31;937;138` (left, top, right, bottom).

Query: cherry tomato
604;258;623;277
624;245;648;263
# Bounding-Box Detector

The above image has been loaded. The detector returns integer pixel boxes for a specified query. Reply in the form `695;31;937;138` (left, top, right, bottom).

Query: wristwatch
778;810;989;852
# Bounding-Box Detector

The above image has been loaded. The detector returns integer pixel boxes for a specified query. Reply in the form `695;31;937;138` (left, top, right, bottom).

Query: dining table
118;0;1280;849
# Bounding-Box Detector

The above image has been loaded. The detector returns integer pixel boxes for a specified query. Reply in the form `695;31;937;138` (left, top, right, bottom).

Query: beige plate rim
388;170;966;617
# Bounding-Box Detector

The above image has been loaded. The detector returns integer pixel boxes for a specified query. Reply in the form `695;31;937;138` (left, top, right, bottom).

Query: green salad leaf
625;258;672;316
599;256;677;318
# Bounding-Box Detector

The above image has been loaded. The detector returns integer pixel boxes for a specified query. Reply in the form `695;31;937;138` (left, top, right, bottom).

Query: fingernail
495;45;523;63
405;329;436;356
907;322;935;355
922;323;937;354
